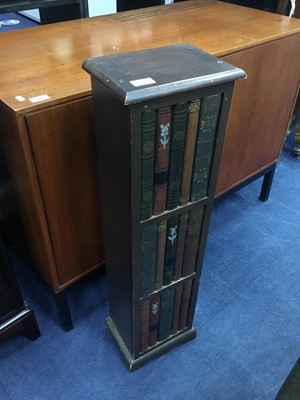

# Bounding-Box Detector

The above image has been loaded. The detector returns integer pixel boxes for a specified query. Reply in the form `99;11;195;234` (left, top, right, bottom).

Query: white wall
88;0;117;17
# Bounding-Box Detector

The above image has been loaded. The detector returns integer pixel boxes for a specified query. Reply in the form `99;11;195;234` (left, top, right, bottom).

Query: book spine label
163;216;179;286
141;109;156;221
141;224;157;297
182;207;204;277
149;295;160;347
190;94;221;202
171;285;183;334
155;220;167;290
173;213;189;280
158;287;175;341
153;106;172;215
179;99;201;206
140;300;150;352
178;280;193;331
166;102;188;210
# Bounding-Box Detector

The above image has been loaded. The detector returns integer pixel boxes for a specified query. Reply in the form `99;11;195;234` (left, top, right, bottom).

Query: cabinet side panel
216;34;300;196
0;103;58;289
25;98;105;287
91;80;133;352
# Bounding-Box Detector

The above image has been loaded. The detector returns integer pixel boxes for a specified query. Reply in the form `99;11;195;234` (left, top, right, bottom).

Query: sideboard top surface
0;1;300;113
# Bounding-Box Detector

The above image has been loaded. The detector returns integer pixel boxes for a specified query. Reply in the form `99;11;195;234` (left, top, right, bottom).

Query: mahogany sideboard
0;0;299;330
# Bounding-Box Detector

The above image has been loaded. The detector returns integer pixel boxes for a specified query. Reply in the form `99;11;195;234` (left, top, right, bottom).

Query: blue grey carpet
0;128;299;399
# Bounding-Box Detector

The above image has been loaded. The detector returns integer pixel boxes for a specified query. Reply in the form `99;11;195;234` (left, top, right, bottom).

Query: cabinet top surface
83;44;246;105
0;1;300;113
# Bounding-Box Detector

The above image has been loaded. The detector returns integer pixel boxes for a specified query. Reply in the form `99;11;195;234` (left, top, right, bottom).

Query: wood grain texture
25;98;105;286
0;1;299;113
0;103;58;288
216;34;300;195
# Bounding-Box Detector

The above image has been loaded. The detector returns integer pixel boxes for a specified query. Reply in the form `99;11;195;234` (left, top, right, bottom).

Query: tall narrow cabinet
84;44;245;370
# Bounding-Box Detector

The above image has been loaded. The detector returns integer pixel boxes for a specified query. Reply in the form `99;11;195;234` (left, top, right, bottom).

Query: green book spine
179;99;201;206
166;102;188;210
149;295;160;347
158;287;175;341
141;224;157;297
171;285;183;334
173;213;189;281
140;300;150;353
181;207;204;277
153;106;172;215
190;94;221;202
141;109;155;221
163;216;179;286
155;220;167;290
178;280;193;331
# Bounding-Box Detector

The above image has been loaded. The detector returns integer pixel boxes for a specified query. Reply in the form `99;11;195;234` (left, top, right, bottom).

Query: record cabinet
84;44;245;370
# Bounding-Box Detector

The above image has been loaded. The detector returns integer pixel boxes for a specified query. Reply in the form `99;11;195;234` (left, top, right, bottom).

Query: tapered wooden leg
259;166;276;202
54;291;73;332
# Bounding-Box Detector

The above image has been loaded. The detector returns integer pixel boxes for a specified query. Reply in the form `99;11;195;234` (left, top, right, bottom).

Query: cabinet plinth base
106;317;197;372
0;306;40;341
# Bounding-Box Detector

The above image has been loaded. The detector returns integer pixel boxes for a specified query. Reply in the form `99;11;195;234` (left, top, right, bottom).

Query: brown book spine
155;220;167;290
179;99;201;206
153;106;172;215
149;295;160;347
178;280;193;331
171;285;183;334
173;213;189;281
181;207;204;277
140;300;150;353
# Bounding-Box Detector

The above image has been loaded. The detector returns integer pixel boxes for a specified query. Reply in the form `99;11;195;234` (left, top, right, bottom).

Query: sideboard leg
259;166;276;202
54;291;73;332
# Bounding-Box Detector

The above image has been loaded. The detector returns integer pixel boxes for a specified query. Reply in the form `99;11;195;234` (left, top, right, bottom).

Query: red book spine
140;300;150;352
149;295;160;347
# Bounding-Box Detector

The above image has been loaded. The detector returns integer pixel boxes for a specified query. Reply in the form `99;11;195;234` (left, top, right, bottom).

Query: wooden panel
25;97;105;286
0;103;58;289
216;34;300;196
1;2;300;114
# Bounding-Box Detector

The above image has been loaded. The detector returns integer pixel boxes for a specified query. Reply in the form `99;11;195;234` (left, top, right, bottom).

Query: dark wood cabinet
0;0;89;23
84;44;245;370
117;0;163;12
221;0;279;12
0;235;40;341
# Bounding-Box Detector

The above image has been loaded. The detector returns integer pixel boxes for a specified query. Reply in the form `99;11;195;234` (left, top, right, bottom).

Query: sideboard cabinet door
25;97;105;287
